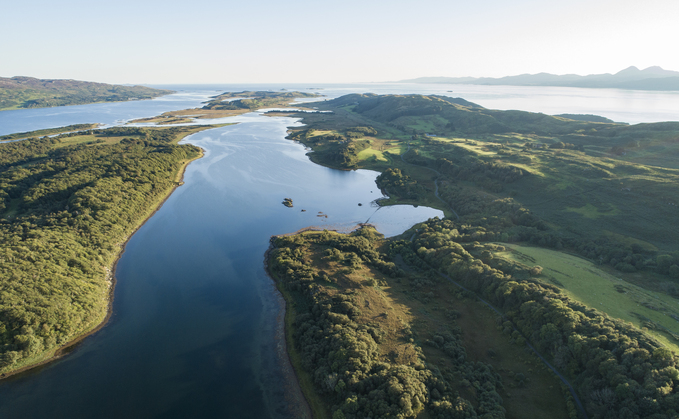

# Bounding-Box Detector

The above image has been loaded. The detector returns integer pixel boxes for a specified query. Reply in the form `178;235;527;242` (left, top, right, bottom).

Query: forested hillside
0;77;172;111
0;125;208;375
269;228;572;419
275;93;679;418
286;94;679;281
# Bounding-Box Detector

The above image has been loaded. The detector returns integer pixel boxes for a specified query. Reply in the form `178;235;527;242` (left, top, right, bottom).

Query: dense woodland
269;222;679;419
269;229;508;419
0;127;202;373
406;218;679;418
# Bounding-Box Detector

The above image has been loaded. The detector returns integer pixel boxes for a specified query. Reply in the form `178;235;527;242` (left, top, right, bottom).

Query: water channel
0;110;442;418
1;83;678;417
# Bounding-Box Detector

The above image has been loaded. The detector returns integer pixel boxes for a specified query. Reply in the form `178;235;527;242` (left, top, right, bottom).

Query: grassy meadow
495;243;679;352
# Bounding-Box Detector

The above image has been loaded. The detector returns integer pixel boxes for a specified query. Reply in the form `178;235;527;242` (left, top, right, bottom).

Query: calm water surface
0;111;441;418
156;83;679;124
1;84;678;418
2;83;679;137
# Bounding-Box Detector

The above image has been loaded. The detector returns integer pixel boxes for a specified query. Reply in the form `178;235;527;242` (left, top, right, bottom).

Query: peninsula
0;76;173;111
267;93;679;419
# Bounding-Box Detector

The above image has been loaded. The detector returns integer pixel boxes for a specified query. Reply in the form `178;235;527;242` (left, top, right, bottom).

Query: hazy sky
3;0;677;84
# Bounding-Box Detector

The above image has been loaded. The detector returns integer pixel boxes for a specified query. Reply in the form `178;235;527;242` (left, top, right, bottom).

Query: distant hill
400;66;679;91
0;77;174;111
554;114;615;123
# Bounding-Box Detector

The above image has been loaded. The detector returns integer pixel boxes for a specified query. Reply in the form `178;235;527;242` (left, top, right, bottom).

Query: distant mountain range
0;76;173;111
400;66;679;91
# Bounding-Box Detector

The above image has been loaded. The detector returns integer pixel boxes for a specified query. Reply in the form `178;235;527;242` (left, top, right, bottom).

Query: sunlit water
0;112;441;418
156;83;679;124
2;83;679;138
1;83;678;418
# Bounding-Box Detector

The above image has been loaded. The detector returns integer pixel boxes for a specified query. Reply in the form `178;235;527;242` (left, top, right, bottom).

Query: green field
356;147;388;162
495;243;679;352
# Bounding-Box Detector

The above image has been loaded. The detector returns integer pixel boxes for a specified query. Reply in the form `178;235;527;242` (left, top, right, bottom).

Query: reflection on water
0;112;442;419
1;81;677;417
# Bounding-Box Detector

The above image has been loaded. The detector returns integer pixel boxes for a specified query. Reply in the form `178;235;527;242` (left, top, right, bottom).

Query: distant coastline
0;76;173;111
399;65;679;91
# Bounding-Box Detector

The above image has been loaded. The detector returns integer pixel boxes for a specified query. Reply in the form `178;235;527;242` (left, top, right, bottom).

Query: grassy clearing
443;140;499;156
565;203;621;219
383;270;570;419
357;148;388;162
495;243;679;352
385;147;405;155
418;294;570;419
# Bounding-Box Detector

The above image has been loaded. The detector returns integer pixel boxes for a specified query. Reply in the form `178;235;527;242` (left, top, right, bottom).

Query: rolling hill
0;76;173;111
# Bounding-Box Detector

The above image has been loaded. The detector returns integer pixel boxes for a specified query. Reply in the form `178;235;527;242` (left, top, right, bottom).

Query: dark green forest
269;229;510;419
0;126;204;374
407;218;679;419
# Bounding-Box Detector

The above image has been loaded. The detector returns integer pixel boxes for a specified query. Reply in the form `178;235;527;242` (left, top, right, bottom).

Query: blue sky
2;0;677;83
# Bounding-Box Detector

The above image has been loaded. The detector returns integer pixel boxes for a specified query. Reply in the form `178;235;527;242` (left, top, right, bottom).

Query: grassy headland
269;93;679;419
0;124;216;377
0;77;173;111
129;90;320;125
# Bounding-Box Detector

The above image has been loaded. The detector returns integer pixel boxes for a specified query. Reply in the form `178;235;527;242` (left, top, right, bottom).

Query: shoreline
0;146;205;381
0;92;173;113
264;224;379;419
263;244;314;419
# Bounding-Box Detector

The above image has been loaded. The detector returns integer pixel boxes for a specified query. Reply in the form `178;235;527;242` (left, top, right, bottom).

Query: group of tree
0;127;202;373
399;217;679;419
269;228;506;419
0;76;172;110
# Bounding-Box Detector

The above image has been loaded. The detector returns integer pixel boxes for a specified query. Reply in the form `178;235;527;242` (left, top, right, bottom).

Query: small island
128;91;323;125
282;198;293;207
